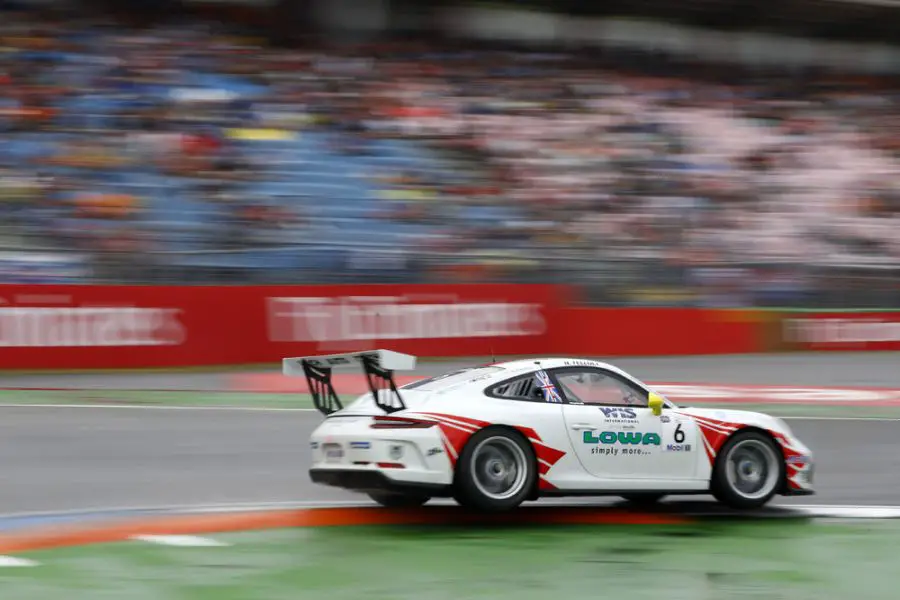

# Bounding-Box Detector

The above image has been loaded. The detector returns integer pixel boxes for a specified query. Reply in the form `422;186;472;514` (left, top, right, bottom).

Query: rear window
401;367;504;391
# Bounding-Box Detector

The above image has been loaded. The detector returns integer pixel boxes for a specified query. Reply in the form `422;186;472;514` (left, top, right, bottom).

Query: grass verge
3;519;897;600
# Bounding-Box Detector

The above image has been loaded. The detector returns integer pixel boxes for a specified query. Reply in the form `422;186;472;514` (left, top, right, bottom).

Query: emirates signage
0;306;185;348
0;284;564;369
782;314;900;350
267;296;546;342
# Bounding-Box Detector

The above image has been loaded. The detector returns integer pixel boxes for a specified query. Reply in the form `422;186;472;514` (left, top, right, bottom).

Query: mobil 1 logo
666;423;692;453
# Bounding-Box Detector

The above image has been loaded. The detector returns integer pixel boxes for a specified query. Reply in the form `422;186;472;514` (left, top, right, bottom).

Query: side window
488;370;563;404
490;374;547;403
553;369;648;407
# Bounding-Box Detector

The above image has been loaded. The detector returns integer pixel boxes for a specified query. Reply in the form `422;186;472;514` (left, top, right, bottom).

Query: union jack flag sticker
535;370;563;403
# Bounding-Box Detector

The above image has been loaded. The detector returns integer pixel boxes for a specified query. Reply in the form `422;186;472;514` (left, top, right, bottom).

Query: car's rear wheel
453;427;536;512
711;431;784;509
366;492;430;508
621;493;666;506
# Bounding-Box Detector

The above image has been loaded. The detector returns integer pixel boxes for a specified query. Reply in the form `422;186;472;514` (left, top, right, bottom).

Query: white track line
4;500;900;523
0;556;39;567
5;499;900;515
0;500;372;520
777;506;900;519
131;535;230;547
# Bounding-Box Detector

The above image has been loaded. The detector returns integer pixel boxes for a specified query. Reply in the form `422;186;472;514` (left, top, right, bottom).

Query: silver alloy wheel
724;438;780;500
470;435;529;501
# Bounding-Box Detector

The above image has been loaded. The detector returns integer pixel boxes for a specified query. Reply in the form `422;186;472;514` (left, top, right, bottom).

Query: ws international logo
599;407;638;425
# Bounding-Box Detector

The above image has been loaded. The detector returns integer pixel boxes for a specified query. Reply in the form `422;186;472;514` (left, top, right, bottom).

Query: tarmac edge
0;506;690;554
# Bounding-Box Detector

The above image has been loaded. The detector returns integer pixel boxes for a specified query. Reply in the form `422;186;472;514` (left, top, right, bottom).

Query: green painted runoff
2;520;898;600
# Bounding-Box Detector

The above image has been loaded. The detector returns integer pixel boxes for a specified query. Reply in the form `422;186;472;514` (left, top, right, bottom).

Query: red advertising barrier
778;312;900;351
0;284;567;370
0;284;777;369
554;307;762;357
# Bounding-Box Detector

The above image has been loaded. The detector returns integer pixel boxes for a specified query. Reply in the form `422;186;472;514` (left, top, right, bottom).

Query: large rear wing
282;349;417;417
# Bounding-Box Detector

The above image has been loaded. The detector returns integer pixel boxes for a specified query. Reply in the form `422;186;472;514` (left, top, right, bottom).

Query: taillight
370;416;436;429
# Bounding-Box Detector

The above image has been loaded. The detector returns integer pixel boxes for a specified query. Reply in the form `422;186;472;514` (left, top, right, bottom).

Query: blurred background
1;0;899;308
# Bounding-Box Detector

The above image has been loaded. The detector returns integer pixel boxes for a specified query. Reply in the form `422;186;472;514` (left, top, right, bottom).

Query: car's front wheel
453;427;536;512
366;492;430;508
710;431;784;509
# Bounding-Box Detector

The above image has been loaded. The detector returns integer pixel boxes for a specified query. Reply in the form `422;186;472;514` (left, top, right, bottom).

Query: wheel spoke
724;438;780;501
471;436;528;501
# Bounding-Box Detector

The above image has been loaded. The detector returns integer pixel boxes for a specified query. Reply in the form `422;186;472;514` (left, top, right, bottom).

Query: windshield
401;366;504;391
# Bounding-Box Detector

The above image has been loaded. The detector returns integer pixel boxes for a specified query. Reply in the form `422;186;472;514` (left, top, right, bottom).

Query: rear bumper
310;468;451;496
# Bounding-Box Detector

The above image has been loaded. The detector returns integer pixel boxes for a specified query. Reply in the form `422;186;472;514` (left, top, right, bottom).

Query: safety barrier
774;311;900;352
0;285;892;369
0;284;564;369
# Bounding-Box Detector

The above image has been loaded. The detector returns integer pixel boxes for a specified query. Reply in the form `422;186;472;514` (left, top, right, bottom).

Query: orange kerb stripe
0;507;689;554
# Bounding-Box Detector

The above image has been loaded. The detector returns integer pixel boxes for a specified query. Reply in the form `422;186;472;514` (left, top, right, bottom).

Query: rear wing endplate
282;350;417;417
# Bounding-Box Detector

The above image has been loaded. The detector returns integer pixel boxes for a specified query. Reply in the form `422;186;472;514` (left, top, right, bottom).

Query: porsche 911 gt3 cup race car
289;350;815;512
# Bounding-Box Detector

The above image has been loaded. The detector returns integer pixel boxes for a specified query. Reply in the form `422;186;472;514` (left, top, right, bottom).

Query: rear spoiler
282;349;417;417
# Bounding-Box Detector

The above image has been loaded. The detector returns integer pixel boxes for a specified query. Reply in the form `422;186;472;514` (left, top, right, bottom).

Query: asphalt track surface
3;351;900;390
1;352;899;515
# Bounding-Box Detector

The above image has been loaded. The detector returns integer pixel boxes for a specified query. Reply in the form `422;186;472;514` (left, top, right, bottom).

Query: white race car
290;350;814;512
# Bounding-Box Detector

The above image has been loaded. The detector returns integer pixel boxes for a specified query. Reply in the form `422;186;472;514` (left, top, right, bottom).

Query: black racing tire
453;427;537;512
366;491;431;508
710;430;784;510
621;493;666;506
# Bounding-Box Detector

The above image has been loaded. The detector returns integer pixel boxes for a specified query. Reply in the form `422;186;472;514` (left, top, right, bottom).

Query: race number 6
674;423;685;444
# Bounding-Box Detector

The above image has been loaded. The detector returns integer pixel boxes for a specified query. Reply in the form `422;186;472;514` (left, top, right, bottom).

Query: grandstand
0;1;898;307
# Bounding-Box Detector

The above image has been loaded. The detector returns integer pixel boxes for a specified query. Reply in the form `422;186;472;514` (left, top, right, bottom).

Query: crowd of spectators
1;7;899;305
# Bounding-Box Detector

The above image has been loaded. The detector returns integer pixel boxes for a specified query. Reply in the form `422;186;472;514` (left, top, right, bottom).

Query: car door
552;367;699;482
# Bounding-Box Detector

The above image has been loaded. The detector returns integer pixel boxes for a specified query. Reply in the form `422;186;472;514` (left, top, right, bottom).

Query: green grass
3;520;899;599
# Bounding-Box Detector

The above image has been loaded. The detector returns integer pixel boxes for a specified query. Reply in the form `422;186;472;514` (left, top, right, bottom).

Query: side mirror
648;392;664;416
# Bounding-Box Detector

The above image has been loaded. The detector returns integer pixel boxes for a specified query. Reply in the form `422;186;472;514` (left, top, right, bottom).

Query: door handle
570;423;594;430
